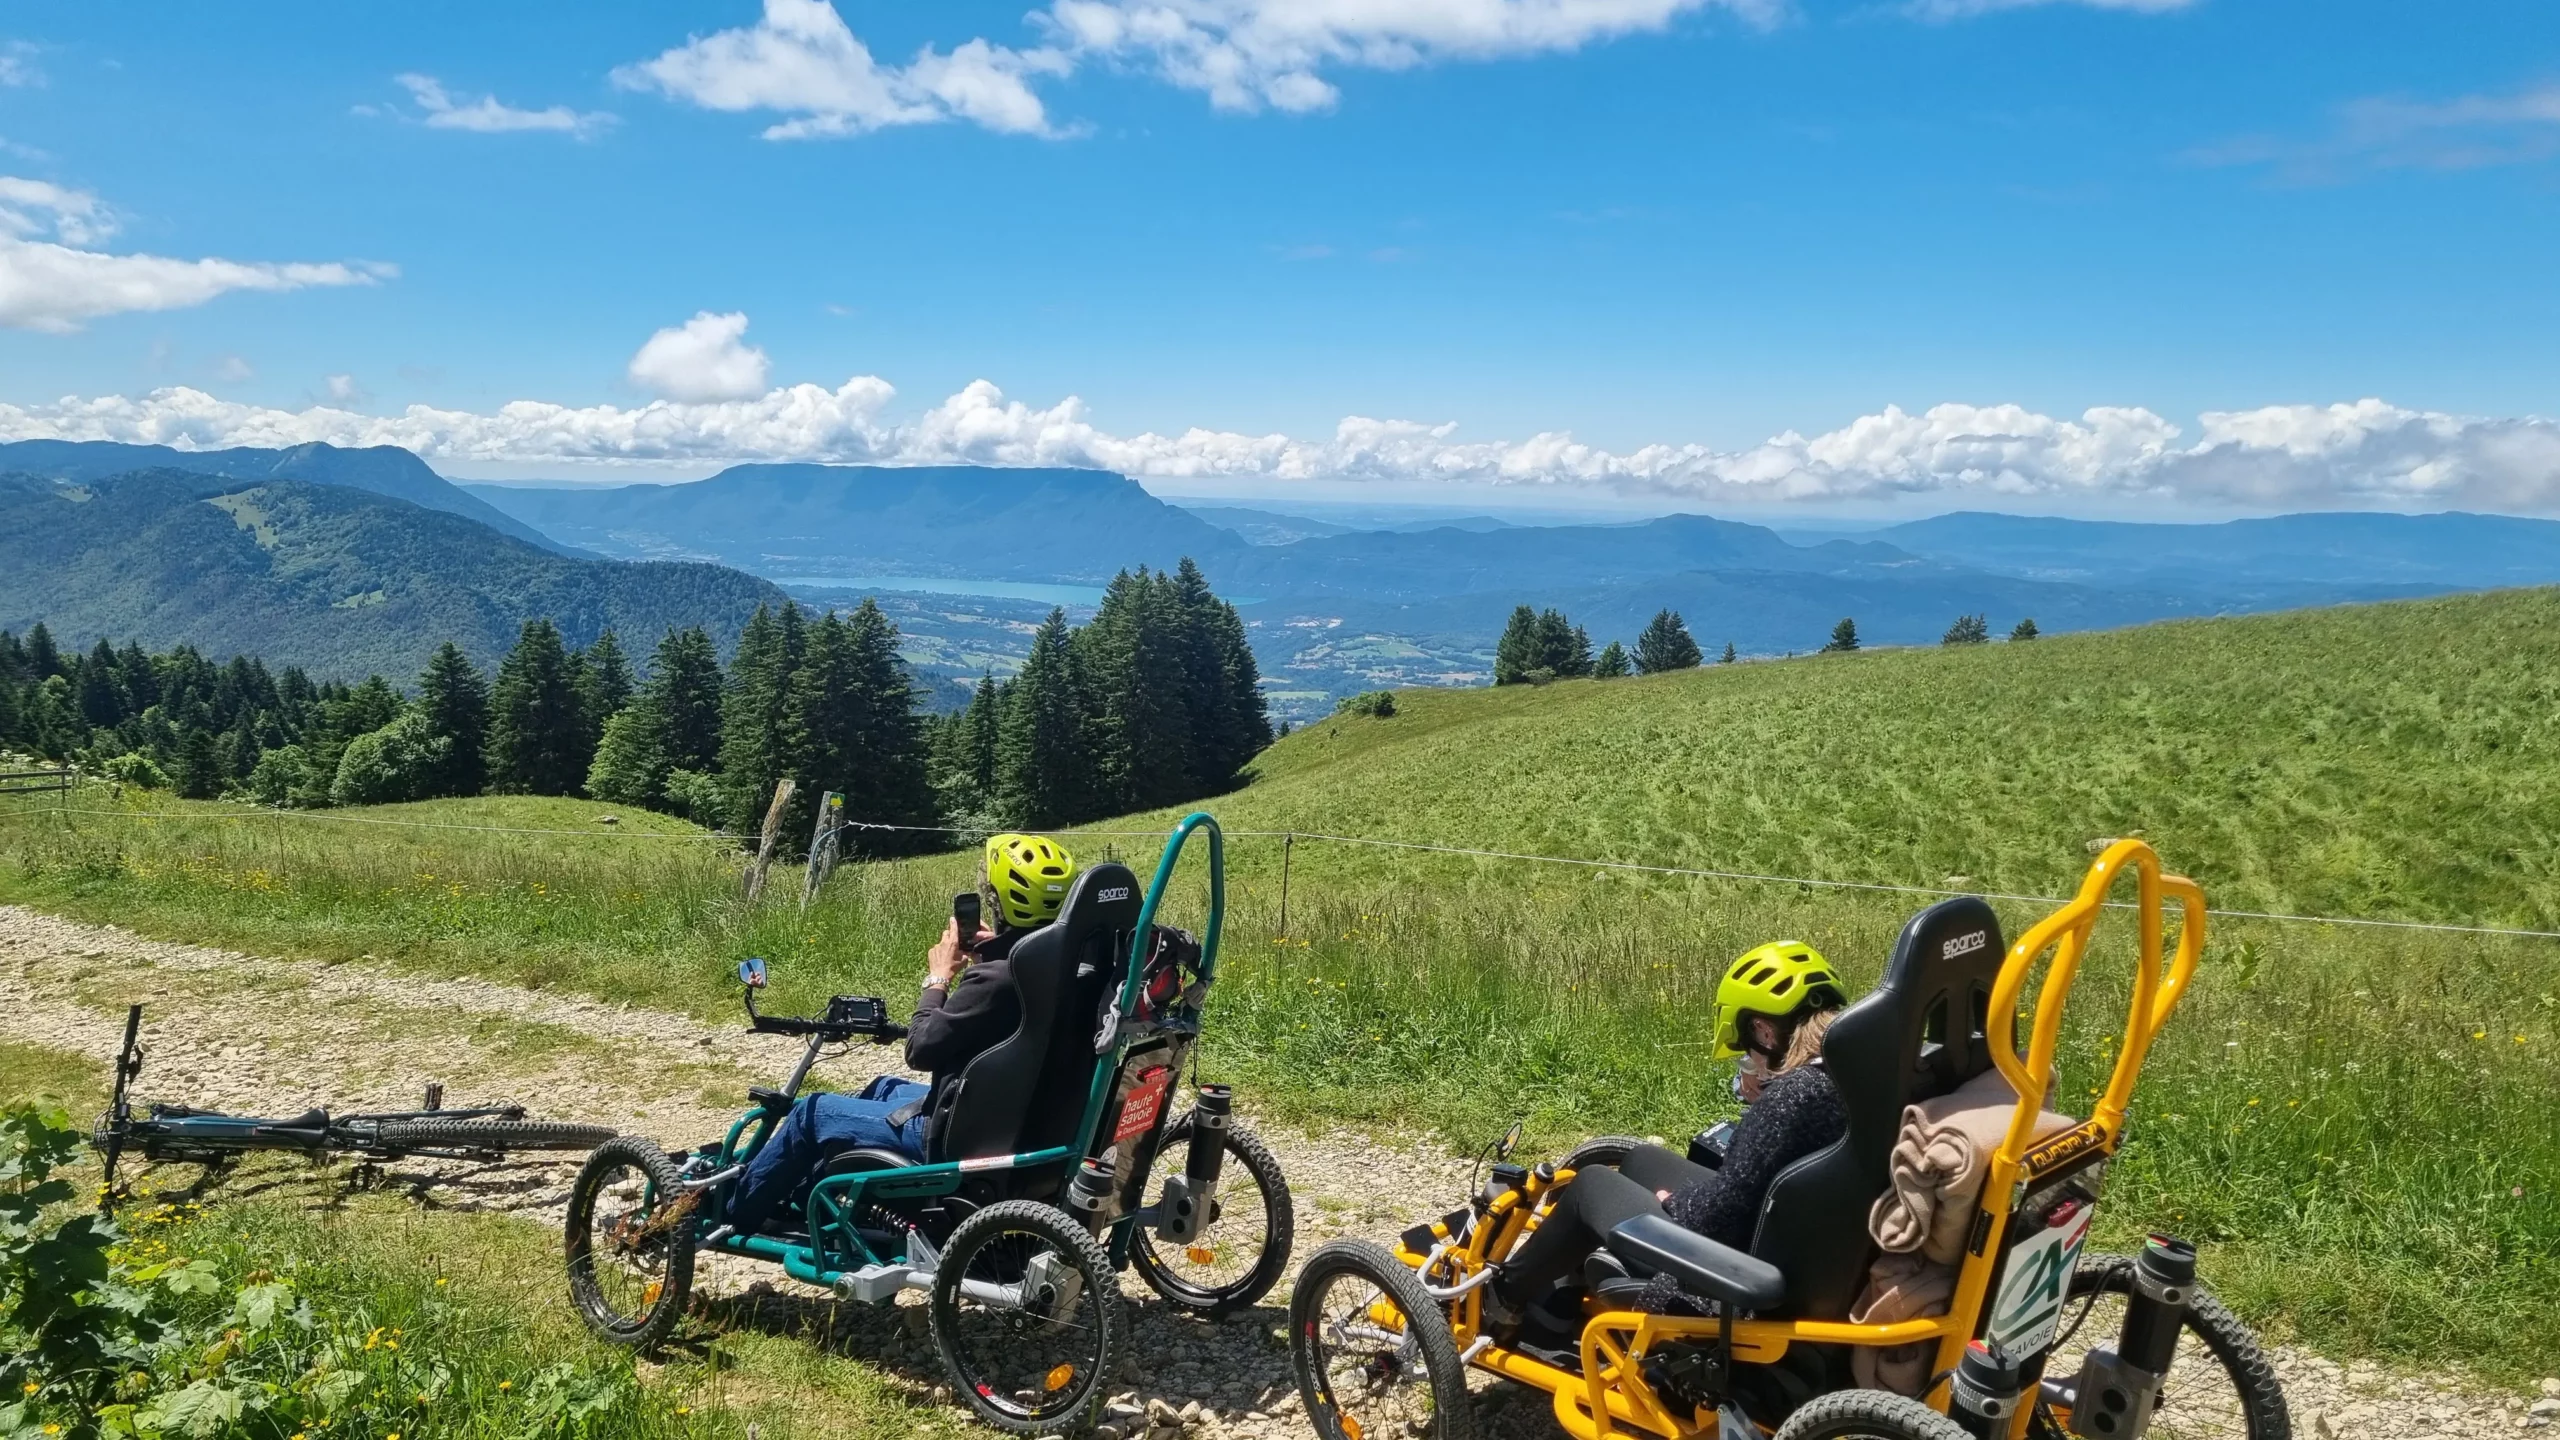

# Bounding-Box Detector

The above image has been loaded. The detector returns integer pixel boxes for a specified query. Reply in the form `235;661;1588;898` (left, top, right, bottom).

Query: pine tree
1530;609;1576;680
579;630;636;720
1593;641;1630;679
716;603;807;834
1166;558;1268;793
1493;605;1541;686
646;627;725;773
836;599;937;853
953;675;1002;805
1076;570;1193;813
1635;610;1703;673
997;609;1092;827
173;725;224;800
1722;641;1738;664
24;623;60;681
586;704;672;809
77;640;126;728
485;619;587;795
119;641;160;713
1564;624;1594;678
1824;617;1861;653
414;642;488;797
1942;614;1989;646
2010;617;2039;642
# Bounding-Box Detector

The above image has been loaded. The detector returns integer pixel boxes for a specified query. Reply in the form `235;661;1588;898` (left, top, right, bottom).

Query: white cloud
1040;0;1772;114
395;74;616;137
625;311;774;402
326;373;363;403
4;373;2557;511
214;355;254;383
0;41;40;89
2195;82;2560;179
1906;0;2192;20
0;175;388;333
615;0;1066;138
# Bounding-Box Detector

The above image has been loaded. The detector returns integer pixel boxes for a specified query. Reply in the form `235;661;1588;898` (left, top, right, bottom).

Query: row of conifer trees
0;559;1269;855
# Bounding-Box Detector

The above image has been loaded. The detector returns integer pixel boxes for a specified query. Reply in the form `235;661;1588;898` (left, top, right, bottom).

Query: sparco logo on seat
1942;930;1987;959
1099;886;1132;902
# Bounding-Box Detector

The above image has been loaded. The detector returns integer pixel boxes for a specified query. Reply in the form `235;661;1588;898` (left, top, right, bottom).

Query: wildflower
2245;1097;2260;1107
499;1381;512;1391
435;1277;448;1287
2472;1029;2488;1040
677;1407;692;1415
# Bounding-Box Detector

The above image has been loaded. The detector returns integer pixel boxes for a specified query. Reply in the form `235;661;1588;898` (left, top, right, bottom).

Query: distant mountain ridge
468;464;1247;582
0;439;578;557
1875;510;2560;589
0;468;786;681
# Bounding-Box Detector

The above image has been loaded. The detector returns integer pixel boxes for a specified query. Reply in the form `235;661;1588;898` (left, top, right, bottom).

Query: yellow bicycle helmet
1712;941;1847;1060
983;833;1079;929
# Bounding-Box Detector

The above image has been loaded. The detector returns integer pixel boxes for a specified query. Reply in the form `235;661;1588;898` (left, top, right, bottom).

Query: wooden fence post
1278;831;1294;936
802;790;845;911
743;777;797;903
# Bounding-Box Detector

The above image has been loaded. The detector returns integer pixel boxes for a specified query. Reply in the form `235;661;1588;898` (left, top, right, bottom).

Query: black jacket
905;930;1024;1122
1665;1064;1848;1250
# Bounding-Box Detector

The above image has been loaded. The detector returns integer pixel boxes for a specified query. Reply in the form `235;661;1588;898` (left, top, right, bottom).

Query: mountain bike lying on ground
1290;839;2290;1440
562;812;1296;1437
91;1002;618;1206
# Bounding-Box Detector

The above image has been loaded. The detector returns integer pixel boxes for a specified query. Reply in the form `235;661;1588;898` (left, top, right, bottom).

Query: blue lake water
773;574;1108;607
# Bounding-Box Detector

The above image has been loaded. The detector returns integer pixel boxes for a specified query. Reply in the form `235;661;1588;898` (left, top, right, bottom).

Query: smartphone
953;891;982;944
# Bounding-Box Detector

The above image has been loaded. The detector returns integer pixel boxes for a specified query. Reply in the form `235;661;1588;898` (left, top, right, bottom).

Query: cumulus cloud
1039;0;1771;114
615;0;1067;138
4;374;2557;512
626;311;772;402
395;74;616;137
0;175;388;333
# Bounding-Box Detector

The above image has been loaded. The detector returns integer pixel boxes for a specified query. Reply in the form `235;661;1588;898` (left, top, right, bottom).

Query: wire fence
10;791;2558;943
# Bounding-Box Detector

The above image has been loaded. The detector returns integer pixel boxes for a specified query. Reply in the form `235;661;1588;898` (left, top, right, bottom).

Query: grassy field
4;587;2557;1379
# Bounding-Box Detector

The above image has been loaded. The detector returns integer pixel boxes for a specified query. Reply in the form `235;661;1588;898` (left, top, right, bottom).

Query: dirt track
2;904;2546;1440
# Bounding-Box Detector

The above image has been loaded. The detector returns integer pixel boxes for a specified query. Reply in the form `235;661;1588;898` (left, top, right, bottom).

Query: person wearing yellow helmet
723;834;1079;1236
1485;941;1854;1357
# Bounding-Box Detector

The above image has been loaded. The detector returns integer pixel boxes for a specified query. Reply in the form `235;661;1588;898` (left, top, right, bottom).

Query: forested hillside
0;469;785;681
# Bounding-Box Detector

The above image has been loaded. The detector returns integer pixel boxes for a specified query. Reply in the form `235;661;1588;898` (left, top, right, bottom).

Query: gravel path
3;904;2548;1440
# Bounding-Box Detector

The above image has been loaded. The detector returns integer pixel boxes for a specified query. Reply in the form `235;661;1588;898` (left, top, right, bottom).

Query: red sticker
1114;1066;1175;1142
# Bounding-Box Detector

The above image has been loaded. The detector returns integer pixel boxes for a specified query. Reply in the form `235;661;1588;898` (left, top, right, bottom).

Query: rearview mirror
1496;1118;1524;1161
738;957;769;989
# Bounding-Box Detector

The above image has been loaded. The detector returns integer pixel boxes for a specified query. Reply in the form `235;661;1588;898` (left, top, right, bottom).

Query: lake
774;575;1108;607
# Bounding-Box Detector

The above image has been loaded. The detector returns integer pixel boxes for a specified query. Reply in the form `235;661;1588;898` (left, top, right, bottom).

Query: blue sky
0;1;2554;515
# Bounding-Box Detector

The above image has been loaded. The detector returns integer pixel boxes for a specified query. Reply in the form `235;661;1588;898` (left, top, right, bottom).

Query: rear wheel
371;1117;617;1154
2035;1255;2291;1440
930;1200;1116;1436
1558;1135;1644;1173
1775;1390;1973;1440
1291;1239;1477;1440
563;1136;696;1352
1130;1114;1295;1317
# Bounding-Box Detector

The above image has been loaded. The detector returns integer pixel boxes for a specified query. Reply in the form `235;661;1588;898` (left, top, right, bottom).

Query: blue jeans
727;1075;931;1235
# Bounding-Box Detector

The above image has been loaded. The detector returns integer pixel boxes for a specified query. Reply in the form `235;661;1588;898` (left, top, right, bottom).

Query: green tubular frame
709;810;1226;1283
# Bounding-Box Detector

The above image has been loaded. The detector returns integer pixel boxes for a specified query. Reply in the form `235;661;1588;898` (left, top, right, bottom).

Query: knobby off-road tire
1129;1113;1295;1317
2035;1254;2291;1440
370;1117;618;1153
564;1135;697;1353
930;1199;1117;1436
1558;1135;1645;1173
1291;1238;1478;1440
1775;1389;1974;1440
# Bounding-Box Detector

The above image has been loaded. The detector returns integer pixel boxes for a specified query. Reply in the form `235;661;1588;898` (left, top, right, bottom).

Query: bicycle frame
697;811;1228;1296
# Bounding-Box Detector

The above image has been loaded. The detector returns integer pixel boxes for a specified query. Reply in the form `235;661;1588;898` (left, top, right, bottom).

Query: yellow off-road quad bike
1288;840;2291;1440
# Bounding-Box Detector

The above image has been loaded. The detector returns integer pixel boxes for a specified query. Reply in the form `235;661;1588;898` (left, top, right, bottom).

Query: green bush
243;746;307;807
330;712;452;808
100;752;171;790
1335;690;1398;718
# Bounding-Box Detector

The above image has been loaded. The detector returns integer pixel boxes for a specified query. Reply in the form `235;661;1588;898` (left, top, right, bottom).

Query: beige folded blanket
1849;1252;1955;1395
1870;1066;2077;1267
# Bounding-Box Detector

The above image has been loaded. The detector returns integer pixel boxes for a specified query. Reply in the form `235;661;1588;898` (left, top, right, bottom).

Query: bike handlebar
744;989;906;1044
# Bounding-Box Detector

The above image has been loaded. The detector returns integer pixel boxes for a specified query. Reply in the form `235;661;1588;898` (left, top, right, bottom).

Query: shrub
659;767;727;826
99;752;171;790
1336;690;1398;718
244;745;308;807
329;712;452;807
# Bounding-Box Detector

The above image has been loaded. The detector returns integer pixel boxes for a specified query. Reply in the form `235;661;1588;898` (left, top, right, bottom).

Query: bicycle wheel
930;1200;1116;1436
564;1136;697;1352
2035;1254;2291;1440
372;1117;618;1154
1774;1390;1973;1440
1291;1239;1477;1440
1130;1114;1295;1317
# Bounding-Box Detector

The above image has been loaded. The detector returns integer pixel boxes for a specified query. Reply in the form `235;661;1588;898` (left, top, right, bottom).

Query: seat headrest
1824;895;2009;1112
1054;861;1145;942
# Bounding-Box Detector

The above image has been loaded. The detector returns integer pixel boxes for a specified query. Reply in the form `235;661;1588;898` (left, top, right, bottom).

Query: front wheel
564;1135;697;1352
1130;1114;1295;1317
371;1117;618;1154
1291;1239;1477;1440
930;1200;1117;1436
2035;1255;2291;1440
1774;1390;1973;1440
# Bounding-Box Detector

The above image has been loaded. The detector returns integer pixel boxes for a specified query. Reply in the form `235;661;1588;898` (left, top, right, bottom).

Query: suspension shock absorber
1949;1339;2026;1440
2063;1234;2196;1439
1067;1154;1119;1235
1156;1084;1231;1245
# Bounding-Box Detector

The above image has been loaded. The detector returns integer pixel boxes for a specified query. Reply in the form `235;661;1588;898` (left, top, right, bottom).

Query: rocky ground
3;904;2549;1440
